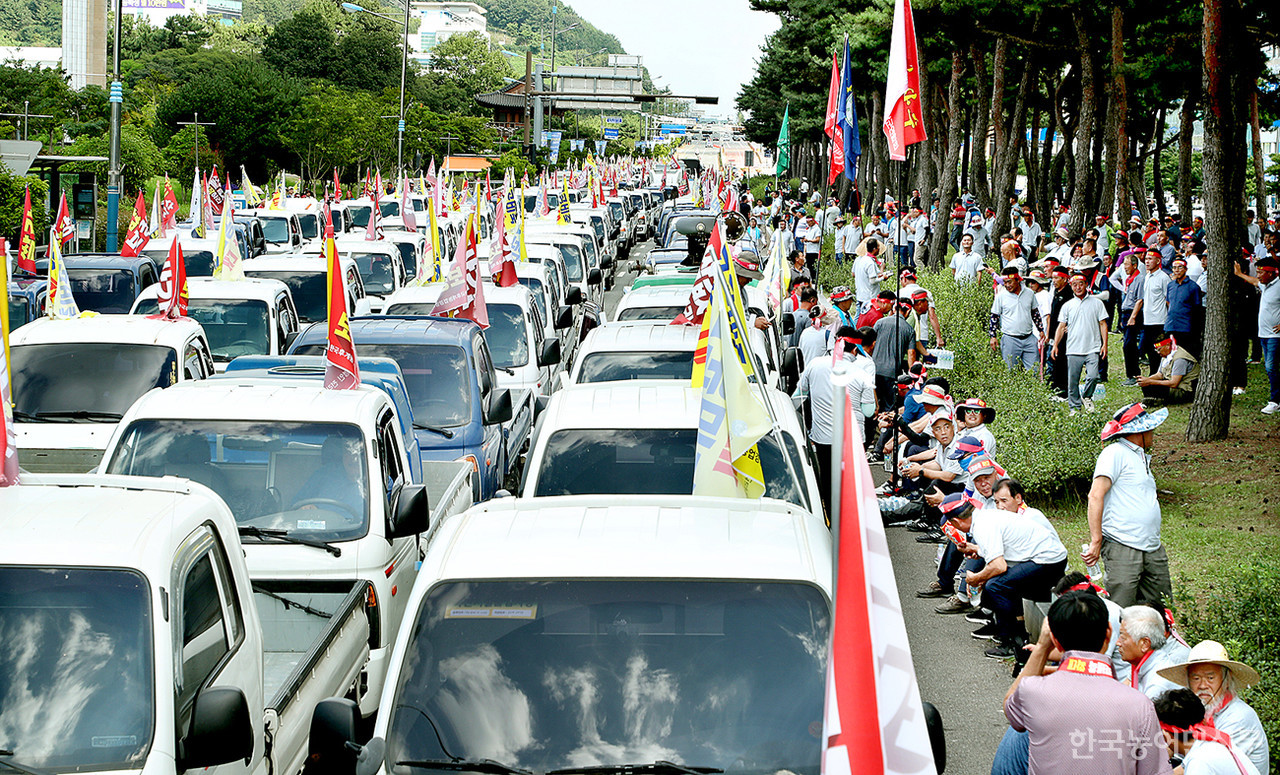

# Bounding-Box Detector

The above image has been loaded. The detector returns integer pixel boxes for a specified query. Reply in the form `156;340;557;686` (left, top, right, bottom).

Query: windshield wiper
396;760;532;775
548;763;722;775
496;366;517;376
0;750;55;775
239;526;342;557
413;423;455;439
24;409;123;423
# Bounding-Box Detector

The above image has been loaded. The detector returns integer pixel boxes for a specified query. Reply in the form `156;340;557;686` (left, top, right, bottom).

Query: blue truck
33;254;160;314
7;277;49;329
288;316;528;502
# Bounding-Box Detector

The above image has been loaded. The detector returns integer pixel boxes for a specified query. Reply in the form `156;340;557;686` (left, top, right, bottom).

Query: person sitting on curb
1138;334;1200;405
1117;604;1191;700
1154;689;1262;775
942;494;1069;659
955;397;998;457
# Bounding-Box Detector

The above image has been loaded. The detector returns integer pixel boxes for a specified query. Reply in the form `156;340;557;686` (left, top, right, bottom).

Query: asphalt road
607;233;1008;774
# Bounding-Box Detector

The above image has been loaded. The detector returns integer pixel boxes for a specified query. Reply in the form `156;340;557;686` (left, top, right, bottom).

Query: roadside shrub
1176;559;1280;761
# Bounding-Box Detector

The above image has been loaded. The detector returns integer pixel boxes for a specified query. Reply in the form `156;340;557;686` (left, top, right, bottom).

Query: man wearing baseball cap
1083;402;1172;608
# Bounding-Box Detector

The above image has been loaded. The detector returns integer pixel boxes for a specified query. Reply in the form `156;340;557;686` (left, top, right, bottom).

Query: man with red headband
1084;403;1172;608
1138;335;1199;404
1233;256;1280;414
1154;689;1261;775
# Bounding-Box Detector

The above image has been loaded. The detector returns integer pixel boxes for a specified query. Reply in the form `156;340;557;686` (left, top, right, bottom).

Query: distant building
61;0;107;89
409;1;487;65
0;47;63;70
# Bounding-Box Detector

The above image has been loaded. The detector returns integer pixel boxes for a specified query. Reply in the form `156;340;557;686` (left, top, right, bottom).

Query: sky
565;0;781;121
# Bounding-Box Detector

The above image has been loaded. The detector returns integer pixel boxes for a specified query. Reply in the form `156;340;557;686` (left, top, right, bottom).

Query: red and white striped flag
822;392;936;775
881;0;927;160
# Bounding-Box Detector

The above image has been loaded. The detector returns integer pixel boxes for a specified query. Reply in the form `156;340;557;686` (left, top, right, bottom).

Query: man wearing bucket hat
955;398;998;457
1084;403;1172;609
1157;641;1270;774
1153;689;1261;775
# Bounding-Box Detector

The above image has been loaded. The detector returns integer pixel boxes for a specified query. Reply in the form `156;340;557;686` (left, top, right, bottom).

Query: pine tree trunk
1250;87;1265;220
1101;4;1126;221
1067;15;1097;236
1152;108;1168;221
992;51;1034;234
1131;135;1151;222
970;41;992;207
1188;0;1249;442
929;50;966;265
1178;86;1197;221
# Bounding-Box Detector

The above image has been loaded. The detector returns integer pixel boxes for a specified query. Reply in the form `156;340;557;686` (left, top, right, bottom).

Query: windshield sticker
445;605;537;620
92;736;138;748
296;520;327;530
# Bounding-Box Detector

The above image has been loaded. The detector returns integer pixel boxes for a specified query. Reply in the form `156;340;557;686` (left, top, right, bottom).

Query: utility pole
396;0;409;179
523;50;533;163
439;133;460;174
105;0;123;251
176;113;216;175
0;104;53;142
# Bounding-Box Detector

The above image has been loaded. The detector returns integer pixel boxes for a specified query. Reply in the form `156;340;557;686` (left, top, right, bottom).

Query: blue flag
836;35;861;183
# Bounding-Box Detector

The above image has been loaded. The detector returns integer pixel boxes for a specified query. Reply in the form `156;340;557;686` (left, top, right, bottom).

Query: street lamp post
341;1;410;179
105;0;123;251
176;112;216;175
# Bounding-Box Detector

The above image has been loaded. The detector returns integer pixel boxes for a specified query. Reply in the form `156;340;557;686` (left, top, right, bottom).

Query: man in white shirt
963;211;992;257
853;240;889;310
1131;249;1172;374
802;214;822;279
1094;213;1112;254
1117;605;1190;700
950;234;988;284
941;494;1068;657
990;266;1047;371
1045;227;1074;263
1019;209;1044;259
832;215;849;264
823;198;841;234
1245;209;1261;249
1154;689;1262;775
1053;270;1109;411
844;215;864;257
911;207;930;267
865;213;891;242
1083;402;1172;609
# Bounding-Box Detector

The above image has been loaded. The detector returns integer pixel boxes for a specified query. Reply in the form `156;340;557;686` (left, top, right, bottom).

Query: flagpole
890;154;909;488
831;380;846;587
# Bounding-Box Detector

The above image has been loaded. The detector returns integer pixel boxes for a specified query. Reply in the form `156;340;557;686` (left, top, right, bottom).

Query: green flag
775;103;790;177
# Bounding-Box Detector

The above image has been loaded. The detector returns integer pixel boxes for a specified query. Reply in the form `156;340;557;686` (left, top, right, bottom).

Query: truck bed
422;460;474;523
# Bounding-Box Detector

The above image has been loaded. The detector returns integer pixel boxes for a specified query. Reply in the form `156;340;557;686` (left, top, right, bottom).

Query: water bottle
1081;543;1105;585
1094;383;1107;401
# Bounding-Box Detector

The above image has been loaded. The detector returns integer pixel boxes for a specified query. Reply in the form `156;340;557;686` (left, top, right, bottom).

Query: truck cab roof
293;314;480;348
10;313;205;349
113;377;392;427
133;276;290;305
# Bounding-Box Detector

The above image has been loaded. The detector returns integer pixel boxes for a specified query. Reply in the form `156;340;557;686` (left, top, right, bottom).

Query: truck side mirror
565;286;583;305
307;697;361;775
179;687;253;770
587;268;602;286
388;484;429;539
922;701;946;773
282;330;300;352
554;305;573;330
601;255;614;269
537;339;561;368
782;312;796;336
484;388;514;426
782;346;802;395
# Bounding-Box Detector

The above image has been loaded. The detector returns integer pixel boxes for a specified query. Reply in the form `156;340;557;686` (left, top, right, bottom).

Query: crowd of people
755;181;1279;418
768;181;1274;774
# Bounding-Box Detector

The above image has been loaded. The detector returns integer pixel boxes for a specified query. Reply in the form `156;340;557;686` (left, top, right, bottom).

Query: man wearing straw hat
1157;641;1270;774
1083;403;1173;608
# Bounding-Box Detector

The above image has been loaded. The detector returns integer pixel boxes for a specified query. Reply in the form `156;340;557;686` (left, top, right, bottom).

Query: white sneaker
1263;402;1280;415
1082;398;1095;413
1233;387;1246;395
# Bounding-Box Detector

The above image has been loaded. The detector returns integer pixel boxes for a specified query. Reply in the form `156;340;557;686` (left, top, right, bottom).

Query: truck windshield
11;343;177;420
380;200;399;217
534;428;808;509
577;351;693;383
588;216;606;244
261;218;291;244
67;269;137;313
617;305;683;322
247;270;325;322
297;213;320;240
392;241;418;277
105;419;371;541
348;205;372;228
0;567;154;773
608;201;625;224
383;303;526;369
351;252;397;295
385;579;828;775
293;342;472;428
516;277;547;320
135;298;271;361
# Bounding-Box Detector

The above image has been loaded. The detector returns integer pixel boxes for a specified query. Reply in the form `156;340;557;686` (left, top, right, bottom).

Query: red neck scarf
1128;649;1156;688
1159;723;1249;775
1059;653;1115;679
1203;692;1236;728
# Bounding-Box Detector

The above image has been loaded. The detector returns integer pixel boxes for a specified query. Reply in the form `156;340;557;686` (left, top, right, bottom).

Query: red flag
431;213;488;327
208;165;225;215
822;393;937;775
484;169;493;203
52;193;75;246
324;209;361;390
882;0;927;160
15;186;37;274
160;176;180;234
488;202;517;287
333;167;342;202
120;191;152;257
156;237;188;319
826;53;847;184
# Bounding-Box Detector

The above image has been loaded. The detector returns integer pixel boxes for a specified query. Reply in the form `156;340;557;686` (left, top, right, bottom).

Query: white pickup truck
100;379;474;715
0;474;371;775
307;494;835;775
10;315;214;472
